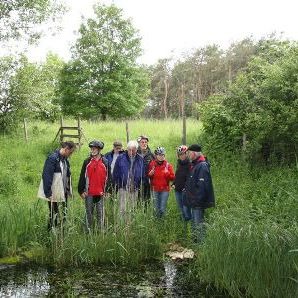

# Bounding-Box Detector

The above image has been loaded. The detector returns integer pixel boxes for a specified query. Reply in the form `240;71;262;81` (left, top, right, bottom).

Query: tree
200;40;298;162
148;59;172;118
0;0;65;45
0;53;64;132
0;56;19;132
60;4;149;120
10;53;64;121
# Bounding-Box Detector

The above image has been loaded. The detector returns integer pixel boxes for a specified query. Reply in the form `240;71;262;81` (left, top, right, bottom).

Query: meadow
0;119;297;297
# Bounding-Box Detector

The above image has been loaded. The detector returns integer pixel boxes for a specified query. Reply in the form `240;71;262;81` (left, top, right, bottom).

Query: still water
0;262;227;297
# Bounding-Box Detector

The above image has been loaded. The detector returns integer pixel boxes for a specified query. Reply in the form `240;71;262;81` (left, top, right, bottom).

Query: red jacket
148;160;175;192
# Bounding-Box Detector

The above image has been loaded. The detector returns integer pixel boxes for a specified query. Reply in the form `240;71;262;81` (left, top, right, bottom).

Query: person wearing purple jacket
113;140;144;218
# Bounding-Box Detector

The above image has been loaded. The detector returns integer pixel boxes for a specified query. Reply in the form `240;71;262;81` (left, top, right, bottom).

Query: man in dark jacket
172;145;191;221
113;140;144;218
78;140;110;231
38;141;76;230
137;135;154;207
184;144;215;243
104;140;125;194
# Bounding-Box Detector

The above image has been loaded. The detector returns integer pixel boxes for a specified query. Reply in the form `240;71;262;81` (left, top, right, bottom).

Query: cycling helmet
154;146;166;155
88;140;104;149
177;145;188;154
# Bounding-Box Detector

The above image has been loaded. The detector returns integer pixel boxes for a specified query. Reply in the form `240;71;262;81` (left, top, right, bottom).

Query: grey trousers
118;188;138;218
85;196;104;230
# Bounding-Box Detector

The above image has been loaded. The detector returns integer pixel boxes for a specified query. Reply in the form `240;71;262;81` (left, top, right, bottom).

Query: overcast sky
27;0;298;65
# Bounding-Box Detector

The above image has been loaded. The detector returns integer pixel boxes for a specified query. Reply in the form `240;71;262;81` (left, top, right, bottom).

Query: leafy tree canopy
0;0;65;44
199;40;298;162
60;4;150;120
0;53;64;132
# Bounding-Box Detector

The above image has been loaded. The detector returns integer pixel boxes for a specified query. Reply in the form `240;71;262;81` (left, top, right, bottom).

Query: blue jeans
191;207;205;244
152;191;169;218
175;191;191;221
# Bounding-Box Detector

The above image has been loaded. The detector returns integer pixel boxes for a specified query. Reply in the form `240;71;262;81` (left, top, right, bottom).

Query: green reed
0;119;297;297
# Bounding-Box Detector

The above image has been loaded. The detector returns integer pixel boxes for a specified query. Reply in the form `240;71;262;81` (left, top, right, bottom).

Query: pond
0;262;228;297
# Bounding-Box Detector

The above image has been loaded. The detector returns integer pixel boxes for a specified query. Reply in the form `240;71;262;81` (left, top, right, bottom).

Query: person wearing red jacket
148;147;175;218
78;140;110;231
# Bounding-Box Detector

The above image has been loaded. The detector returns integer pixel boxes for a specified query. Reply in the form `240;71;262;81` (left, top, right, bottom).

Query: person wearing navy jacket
113;140;144;218
38;141;76;230
104;140;125;194
184;144;215;243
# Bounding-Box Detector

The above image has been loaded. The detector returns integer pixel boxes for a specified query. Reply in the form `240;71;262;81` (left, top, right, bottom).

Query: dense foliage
146;38;258;118
199;41;298;161
60;4;150;120
0;0;65;44
0;54;64;132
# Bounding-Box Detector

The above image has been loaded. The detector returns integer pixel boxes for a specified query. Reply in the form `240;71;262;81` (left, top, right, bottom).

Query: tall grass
0;119;197;264
191;159;298;298
0;119;297;297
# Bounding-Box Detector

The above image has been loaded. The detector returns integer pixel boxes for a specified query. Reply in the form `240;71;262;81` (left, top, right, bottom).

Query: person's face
187;150;196;161
90;146;101;156
127;147;137;157
113;145;122;153
178;152;187;161
64;147;75;158
139;139;148;150
156;154;165;161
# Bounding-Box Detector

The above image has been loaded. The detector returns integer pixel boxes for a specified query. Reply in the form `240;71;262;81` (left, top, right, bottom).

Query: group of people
38;135;215;243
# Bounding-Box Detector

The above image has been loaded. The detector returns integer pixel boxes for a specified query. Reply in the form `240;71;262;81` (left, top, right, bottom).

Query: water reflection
0;263;171;297
0;265;50;297
0;262;228;297
164;260;177;296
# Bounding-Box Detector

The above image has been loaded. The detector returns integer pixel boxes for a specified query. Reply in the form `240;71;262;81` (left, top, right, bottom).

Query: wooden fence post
60;116;64;144
78;116;81;148
23;118;28;142
182;115;186;145
125;122;129;143
181;84;186;145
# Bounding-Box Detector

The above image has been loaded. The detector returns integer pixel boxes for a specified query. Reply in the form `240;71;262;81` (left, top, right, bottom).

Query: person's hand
80;192;87;199
148;168;155;176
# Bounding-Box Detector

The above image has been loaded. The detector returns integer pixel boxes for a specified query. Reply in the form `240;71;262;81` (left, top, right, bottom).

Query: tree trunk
197;72;202;102
163;78;168;119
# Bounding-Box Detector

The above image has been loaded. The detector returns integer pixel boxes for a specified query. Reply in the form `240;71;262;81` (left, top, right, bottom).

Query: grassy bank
0;119;297;297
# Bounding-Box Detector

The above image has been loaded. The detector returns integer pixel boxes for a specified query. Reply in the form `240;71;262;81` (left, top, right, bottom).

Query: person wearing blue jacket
113;140;144;218
183;144;215;243
38;141;76;230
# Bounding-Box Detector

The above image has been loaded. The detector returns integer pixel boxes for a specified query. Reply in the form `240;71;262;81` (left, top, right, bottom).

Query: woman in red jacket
148;147;175;218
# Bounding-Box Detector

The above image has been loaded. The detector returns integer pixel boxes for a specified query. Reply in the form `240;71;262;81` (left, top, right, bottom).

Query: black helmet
89;140;104;149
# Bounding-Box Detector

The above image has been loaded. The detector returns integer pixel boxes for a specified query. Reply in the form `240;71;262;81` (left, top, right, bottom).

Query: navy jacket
183;156;215;209
173;158;190;192
42;150;71;198
104;149;125;166
113;152;144;190
137;147;154;184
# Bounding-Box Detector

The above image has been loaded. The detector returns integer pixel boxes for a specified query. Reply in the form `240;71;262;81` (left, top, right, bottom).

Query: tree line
0;2;297;162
